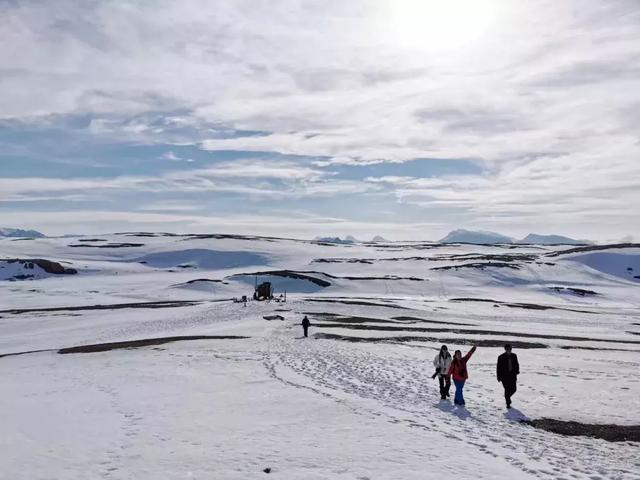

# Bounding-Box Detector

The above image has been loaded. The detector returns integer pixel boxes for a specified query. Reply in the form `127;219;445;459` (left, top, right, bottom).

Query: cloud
160;150;193;162
0;160;376;201
1;0;639;238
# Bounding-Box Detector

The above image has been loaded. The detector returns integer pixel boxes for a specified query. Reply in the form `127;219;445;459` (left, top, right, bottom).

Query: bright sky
1;0;638;240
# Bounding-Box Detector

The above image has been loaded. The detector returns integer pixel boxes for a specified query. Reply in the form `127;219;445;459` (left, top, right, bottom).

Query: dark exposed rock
234;270;332;287
547;243;640;257
58;335;249;354
11;274;34;280
0;300;203;315
304;298;410;309
184;278;223;284
431;253;538;262
68;243;144;248
3;258;77;275
524;418;640;442
313;323;640;345
549;286;598;296
313;333;548;349
432;262;521;271
391;316;477;326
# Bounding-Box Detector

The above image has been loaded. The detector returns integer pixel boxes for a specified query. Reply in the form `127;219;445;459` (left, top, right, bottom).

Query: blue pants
453;379;466;405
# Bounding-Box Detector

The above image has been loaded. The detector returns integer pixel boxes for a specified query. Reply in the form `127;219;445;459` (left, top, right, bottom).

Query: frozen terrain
1;233;639;479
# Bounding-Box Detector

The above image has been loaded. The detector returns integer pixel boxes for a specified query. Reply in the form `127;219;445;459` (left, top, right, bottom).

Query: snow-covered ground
1;233;639;479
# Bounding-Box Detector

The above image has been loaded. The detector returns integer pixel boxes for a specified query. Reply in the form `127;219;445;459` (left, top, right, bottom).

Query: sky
1;0;639;241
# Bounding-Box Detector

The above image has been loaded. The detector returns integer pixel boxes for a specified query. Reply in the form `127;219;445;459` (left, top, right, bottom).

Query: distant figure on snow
433;345;452;400
497;344;520;409
301;316;310;338
448;346;477;406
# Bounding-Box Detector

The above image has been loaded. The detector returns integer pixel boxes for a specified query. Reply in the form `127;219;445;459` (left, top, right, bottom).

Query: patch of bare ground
546;243;640;257
0;300;203;315
431;253;539;262
171;278;226;287
303;313;410;324
58;335;249;354
115;232;178;237
312;323;640;346
312;258;376;264
392;316;477;326
432;262;521;271
0;348;54;359
303;298;411;309
306;313;476;327
371;243;455;250
313;333;548;349
549;286;598;296
449;297;596;314
524;419;640;442
68;243;145;248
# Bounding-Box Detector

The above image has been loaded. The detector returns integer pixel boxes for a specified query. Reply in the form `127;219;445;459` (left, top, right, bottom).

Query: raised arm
463;346;477;362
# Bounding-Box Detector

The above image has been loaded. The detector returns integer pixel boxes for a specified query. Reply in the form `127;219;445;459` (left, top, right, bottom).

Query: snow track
264;323;640;480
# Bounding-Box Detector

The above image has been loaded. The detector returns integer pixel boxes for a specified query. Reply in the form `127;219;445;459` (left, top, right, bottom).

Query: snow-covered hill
314;236;355;244
0;227;45;238
518;233;589;245
1;232;638;479
439;229;513;244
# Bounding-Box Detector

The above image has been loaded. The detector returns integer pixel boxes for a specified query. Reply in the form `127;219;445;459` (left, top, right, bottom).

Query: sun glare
388;0;498;52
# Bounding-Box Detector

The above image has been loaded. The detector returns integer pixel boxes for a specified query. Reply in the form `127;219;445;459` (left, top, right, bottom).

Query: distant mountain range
0;228;45;238
314;236;355;244
314;235;389;244
439;229;590;245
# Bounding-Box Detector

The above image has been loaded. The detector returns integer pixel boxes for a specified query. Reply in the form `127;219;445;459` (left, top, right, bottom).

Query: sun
387;0;498;52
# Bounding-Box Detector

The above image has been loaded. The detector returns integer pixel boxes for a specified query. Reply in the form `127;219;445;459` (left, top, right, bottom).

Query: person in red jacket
447;346;477;406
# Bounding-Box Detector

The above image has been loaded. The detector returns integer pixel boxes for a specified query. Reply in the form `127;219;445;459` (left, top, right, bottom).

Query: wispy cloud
160;150;193;162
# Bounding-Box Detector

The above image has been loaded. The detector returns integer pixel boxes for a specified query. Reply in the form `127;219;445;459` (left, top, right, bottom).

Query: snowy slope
1;233;638;479
566;250;640;283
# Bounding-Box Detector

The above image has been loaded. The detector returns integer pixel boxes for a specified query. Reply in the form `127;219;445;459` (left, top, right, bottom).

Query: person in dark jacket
496;344;520;408
301;316;310;337
447;346;477;406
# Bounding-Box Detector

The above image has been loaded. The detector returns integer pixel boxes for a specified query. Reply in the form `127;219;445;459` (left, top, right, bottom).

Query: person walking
448;346;477;406
433;345;452;400
301;315;310;338
497;344;520;408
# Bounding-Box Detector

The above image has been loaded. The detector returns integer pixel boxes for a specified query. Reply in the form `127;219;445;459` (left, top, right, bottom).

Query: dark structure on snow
253;281;273;301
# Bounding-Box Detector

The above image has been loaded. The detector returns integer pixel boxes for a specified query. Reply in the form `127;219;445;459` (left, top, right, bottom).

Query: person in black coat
301;316;310;337
496;344;520;408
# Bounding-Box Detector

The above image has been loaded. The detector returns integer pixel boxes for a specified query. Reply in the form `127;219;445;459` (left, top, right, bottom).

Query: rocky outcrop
3;259;77;275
